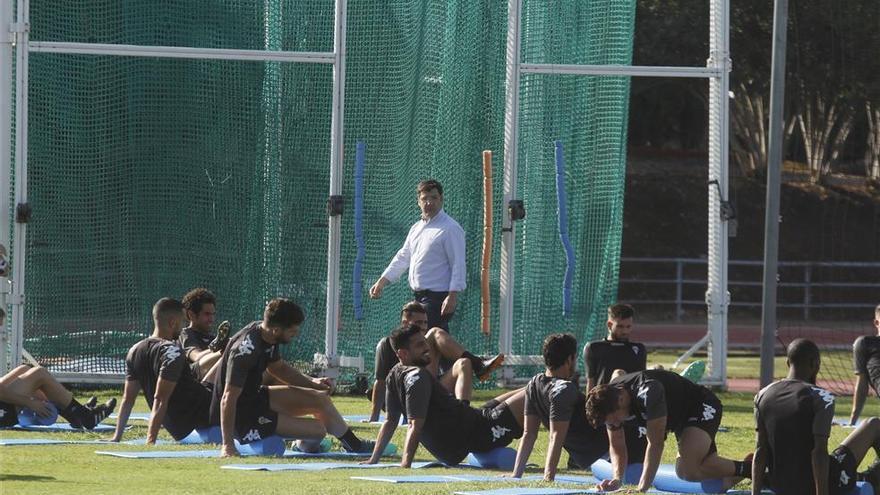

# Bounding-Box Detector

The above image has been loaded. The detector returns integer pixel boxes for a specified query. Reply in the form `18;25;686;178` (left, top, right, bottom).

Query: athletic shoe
477;354;505;382
292;437;332;454
84;396;98;409
680;360;706;383
82;398;117;430
208;320;231;352
859;458;880;493
347;439;397;456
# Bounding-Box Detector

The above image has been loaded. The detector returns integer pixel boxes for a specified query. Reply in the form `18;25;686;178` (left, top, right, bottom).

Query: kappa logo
637;385;650;408
0;408;5;418
702;403;717;421
840;469;851;486
811;386;835;409
237;335;255;357
549;380;570;400
242;429;262;442
405;372;421;391
638;426;647;438
257;416;272;425
162;345;181;365
491;425;511;441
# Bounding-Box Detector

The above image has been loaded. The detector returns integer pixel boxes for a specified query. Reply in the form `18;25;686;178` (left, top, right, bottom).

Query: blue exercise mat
343;414;405;426
834;417;864;428
453;489;596;495
95;448;381;459
222;461;438;472
110;412;150;422
11;423;116;433
351;474;505;483
0;438;109;446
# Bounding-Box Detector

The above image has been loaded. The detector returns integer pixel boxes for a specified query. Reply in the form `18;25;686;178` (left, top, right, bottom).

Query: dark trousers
413;290;452;332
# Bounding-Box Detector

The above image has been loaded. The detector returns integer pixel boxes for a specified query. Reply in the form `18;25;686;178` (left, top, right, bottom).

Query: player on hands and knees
368;301;504;422
179;288;230;380
754;338;880;495
212;298;374;457
364;323;524;468
111;298;214;443
849;303;880;426
510;333;610;481
0;309;115;429
586;369;751;492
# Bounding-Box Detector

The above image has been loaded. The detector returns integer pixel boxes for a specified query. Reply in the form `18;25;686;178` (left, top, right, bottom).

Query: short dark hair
608;303;634;321
263;298;305;329
542;333;577;369
389;323;423;352
153;298;184;325
417;179;443;196
585;384;621;428
787;338;820;368
182;288;216;315
400;301;427;319
0;307;5;320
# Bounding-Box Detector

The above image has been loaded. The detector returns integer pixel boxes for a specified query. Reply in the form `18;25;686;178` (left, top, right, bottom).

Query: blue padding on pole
17;401;59;426
554;140;575;317
352;141;367;320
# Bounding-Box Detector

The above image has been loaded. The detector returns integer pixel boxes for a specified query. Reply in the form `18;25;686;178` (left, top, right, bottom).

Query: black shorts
0;400;18;427
234;386;279;443
675;389;722;455
829;445;858;495
468;401;523;454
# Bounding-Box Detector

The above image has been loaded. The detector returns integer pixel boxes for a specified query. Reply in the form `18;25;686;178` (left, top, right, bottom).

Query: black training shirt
610;369;710;432
374;337;399;381
585;340;647;387
178;327;214;358
853;335;880;397
210;322;280;422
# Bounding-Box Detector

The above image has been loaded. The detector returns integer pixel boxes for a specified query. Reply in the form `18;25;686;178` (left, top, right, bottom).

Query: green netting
13;0;635;379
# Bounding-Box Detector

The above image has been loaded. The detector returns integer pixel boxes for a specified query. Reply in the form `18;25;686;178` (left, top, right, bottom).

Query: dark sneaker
346;439;396;456
84;396;98;409
208;320;231;352
292;437;331;453
82;398;117;430
477;354;505;382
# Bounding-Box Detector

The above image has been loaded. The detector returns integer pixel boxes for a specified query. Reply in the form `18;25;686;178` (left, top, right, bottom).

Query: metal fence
619;257;880;321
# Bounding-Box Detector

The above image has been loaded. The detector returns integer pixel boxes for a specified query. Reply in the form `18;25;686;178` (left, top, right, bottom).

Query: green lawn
2;386;879;494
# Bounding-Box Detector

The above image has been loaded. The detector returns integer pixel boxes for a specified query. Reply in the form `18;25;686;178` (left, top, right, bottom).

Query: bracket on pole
327;195;344;216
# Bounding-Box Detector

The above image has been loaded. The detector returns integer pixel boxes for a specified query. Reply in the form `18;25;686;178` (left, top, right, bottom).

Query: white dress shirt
380;210;466;293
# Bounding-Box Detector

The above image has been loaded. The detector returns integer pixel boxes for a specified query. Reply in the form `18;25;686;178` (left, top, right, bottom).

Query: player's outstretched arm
751;422;769;495
266;360;330;391
109;379;140;442
220;384;242;457
543;418;570;481
146;377;177;444
367;380;386;422
597;426;627;491
401;417;424;468
811;435;830;495
638;416;667;492
511;414;539;478
362;413;400;465
851;373;869;425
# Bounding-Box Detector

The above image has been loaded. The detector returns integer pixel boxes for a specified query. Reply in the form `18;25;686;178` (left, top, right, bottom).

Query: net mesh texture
11;0;635;380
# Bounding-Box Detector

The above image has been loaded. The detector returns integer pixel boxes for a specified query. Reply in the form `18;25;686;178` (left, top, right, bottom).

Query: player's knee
454;357;472;374
864;416;880;432
675;461;701;481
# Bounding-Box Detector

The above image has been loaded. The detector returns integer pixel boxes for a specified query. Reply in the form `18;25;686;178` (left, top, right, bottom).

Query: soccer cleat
680;360;706;383
346;439;396;456
292;437;332;454
84;396;98;409
82;398;117;430
476;354;505;382
208;320;231;352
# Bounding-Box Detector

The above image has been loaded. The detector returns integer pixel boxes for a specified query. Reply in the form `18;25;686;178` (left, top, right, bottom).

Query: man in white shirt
369;179;466;333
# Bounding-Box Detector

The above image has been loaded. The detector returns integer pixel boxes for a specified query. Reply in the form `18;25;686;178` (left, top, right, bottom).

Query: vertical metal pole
675;260;683;323
760;0;788;389
499;0;522;380
9;0;28;369
706;0;731;387
803;264;811;320
0;0;13;372
323;0;347;375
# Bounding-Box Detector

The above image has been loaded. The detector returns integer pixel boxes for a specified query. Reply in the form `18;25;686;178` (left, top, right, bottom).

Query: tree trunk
731;83;794;177
795;94;854;184
866;101;880;182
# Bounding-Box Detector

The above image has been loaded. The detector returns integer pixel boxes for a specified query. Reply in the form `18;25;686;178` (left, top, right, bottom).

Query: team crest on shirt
0;409;5;418
632;346;640;355
811;386;835;409
257;416;272;425
832;450;846;463
237;335;255;357
638;426;647;438
162;345;181;364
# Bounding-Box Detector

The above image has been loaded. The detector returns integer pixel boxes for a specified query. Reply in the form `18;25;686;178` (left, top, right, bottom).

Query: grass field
2;384;880;495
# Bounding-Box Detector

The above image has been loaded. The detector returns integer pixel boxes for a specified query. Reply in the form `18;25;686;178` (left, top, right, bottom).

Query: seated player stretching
111;298;214;443
369;301;503;422
178;288;230;380
510;333;610;481
754;338;880;495
211;298;375;457
0;309;114;429
849;304;880;426
586;369;751;492
364;323;524;468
